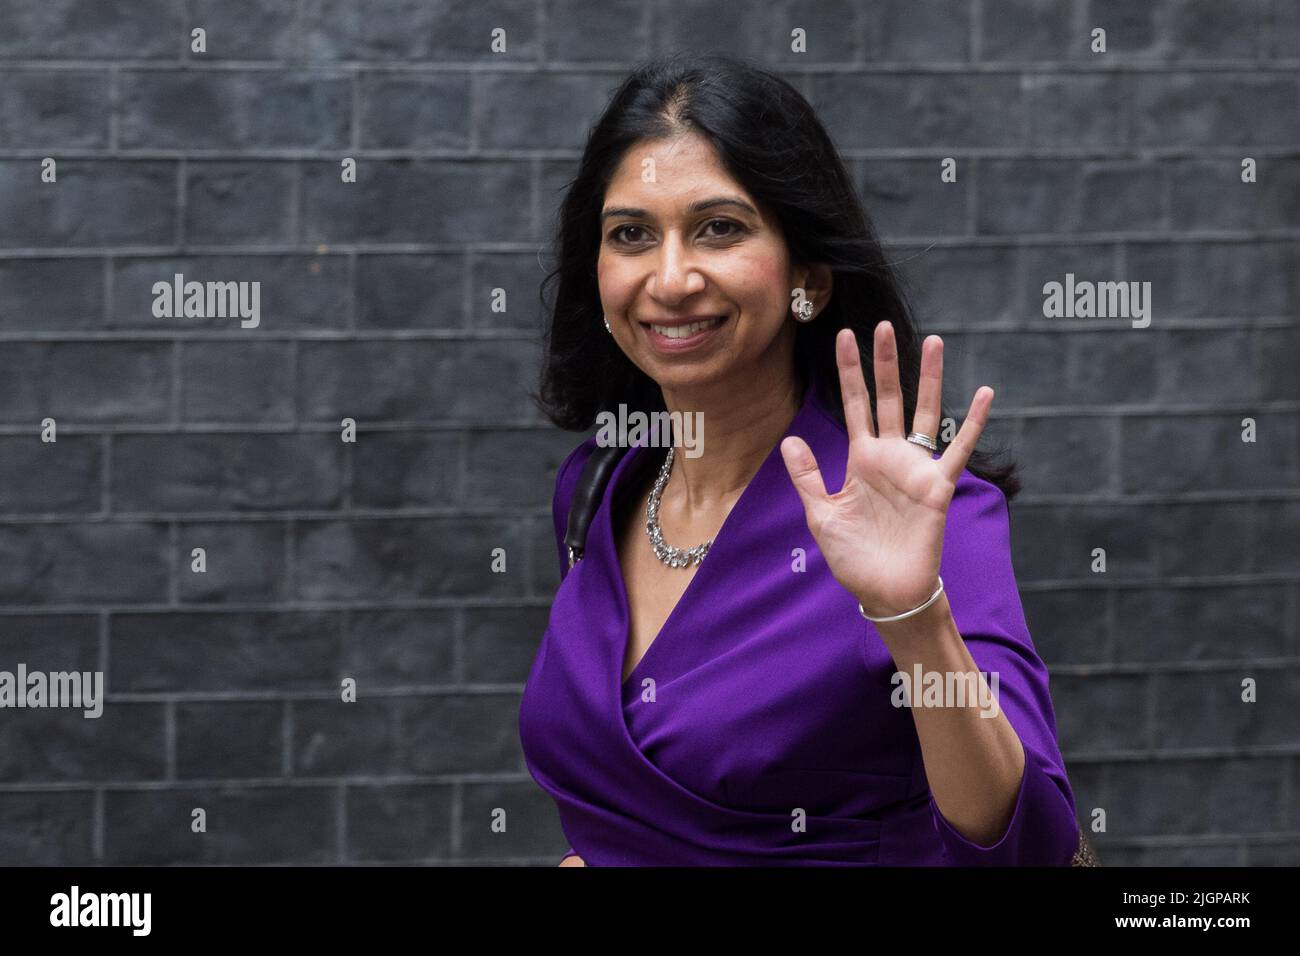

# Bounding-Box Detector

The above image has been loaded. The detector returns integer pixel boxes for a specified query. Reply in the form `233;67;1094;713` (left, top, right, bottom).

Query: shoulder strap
562;443;630;570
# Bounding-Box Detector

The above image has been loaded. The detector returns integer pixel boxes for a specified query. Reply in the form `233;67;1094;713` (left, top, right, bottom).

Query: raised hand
778;321;994;620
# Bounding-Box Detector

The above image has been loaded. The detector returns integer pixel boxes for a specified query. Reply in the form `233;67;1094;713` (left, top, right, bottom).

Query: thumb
779;436;827;517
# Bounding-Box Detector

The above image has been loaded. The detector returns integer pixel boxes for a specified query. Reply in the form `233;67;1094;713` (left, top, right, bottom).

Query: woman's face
597;132;823;398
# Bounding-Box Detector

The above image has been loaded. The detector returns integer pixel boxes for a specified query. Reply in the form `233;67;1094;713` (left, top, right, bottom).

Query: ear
797;263;833;317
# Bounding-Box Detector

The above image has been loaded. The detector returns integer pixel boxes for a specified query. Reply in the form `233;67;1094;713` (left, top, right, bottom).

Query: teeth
649;316;724;339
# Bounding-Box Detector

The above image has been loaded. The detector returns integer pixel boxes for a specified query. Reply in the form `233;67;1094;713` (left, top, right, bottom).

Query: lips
638;314;730;353
645;316;726;339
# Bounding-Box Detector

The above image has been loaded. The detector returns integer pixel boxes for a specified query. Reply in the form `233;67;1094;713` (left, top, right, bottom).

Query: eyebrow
599;196;760;222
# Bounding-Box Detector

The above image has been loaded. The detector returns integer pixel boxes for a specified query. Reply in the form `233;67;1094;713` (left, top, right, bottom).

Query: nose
648;231;706;303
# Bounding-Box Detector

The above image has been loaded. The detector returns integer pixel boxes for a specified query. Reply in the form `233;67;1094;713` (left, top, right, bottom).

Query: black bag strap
562;443;630;570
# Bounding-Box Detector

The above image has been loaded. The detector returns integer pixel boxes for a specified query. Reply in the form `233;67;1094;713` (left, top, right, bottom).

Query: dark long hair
532;52;1020;502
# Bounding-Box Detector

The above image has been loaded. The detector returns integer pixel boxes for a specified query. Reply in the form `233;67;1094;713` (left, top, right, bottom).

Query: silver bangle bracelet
858;577;944;623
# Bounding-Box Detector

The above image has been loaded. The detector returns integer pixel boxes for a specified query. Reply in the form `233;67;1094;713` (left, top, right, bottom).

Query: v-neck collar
594;371;840;703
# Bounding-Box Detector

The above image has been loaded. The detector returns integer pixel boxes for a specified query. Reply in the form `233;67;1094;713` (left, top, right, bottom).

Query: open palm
779;321;994;619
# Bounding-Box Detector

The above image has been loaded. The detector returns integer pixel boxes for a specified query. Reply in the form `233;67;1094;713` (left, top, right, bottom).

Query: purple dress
519;372;1079;865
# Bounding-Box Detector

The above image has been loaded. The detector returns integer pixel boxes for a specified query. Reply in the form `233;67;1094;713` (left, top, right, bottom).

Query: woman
519;52;1080;866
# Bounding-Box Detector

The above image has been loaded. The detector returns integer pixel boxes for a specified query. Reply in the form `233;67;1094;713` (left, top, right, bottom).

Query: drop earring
603;314;612;333
793;296;815;322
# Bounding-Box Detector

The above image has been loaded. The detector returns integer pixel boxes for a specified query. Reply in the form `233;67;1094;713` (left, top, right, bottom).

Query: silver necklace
645;445;712;568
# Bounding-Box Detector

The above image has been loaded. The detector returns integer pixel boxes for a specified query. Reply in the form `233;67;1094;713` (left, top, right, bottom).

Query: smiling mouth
641;315;728;339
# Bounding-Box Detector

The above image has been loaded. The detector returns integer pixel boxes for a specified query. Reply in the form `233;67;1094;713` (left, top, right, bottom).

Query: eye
608;224;647;245
606;219;745;246
703;218;743;238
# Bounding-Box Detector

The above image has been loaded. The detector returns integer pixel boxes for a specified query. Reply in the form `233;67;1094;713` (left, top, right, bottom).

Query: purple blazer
519;372;1079;865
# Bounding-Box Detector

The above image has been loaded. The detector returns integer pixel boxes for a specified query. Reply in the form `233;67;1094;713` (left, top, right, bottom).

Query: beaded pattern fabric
1071;829;1102;866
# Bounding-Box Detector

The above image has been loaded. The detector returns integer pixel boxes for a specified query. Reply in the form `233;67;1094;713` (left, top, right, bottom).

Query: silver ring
906;432;937;451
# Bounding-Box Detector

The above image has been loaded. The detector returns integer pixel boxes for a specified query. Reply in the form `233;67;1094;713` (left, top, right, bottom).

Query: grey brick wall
0;0;1295;866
